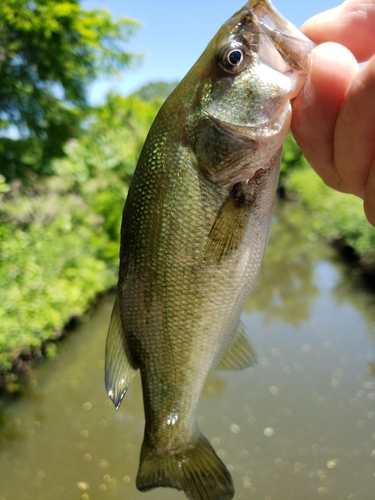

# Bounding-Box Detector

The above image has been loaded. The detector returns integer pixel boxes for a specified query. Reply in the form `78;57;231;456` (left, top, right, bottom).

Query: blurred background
81;0;338;102
1;1;375;499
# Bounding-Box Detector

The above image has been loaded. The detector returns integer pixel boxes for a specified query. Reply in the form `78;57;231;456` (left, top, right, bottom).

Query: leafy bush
280;133;309;180
0;190;119;371
0;92;161;375
284;163;375;267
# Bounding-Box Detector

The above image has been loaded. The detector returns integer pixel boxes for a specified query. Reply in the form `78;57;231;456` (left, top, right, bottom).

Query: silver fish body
105;2;314;499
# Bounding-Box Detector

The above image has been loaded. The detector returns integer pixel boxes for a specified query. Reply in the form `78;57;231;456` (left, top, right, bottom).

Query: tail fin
136;431;234;500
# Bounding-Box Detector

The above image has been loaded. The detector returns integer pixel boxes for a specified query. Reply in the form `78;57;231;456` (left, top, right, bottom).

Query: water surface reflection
0;200;375;500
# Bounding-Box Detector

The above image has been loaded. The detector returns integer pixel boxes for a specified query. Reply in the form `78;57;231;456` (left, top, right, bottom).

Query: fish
105;1;314;499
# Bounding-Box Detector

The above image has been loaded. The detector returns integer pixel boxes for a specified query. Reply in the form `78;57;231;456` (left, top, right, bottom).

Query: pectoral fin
105;296;138;409
217;322;257;371
204;182;255;264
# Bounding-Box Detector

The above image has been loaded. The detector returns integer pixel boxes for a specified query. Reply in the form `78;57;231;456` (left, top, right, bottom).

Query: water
1;201;375;500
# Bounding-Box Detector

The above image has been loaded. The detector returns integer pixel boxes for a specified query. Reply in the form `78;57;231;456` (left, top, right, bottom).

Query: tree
0;0;139;180
133;81;179;103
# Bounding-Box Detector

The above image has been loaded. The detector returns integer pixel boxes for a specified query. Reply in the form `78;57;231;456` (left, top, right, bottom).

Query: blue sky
82;0;341;103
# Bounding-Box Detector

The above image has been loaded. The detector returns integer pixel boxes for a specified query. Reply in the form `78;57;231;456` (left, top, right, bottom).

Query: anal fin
105;295;138;409
216;322;257;371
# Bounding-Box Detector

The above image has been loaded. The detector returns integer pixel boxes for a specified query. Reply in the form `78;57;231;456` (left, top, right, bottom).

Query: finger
333;55;375;198
301;0;375;62
291;42;358;192
364;159;375;227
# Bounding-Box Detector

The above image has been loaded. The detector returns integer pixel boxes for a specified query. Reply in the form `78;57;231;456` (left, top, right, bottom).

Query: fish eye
218;42;250;75
228;49;243;66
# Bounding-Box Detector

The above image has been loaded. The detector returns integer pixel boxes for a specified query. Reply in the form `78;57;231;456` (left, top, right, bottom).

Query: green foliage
0;175;10;194
133;81;179;103
0;90;162;375
82;93;161;180
285;166;375;267
52;94;161;258
45;343;58;359
0;0;140;180
281;134;375;266
0;213;115;371
280;133;309;180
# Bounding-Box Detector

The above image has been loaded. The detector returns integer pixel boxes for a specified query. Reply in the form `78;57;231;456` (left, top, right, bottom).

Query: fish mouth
250;0;315;70
243;0;315;98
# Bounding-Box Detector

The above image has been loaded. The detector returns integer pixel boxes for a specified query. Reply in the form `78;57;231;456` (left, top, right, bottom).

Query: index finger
301;0;375;62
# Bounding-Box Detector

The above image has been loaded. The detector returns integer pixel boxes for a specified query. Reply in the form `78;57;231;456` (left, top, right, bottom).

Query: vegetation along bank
1;0;374;392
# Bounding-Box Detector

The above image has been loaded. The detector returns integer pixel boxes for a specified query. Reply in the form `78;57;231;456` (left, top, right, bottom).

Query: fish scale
105;1;314;499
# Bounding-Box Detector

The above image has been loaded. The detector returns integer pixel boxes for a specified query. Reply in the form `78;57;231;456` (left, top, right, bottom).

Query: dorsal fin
105;296;138;409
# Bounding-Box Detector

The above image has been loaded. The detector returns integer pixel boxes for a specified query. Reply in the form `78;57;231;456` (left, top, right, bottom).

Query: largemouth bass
105;1;313;499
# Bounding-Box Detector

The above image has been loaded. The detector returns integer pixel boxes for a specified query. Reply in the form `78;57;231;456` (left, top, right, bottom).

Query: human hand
291;0;375;226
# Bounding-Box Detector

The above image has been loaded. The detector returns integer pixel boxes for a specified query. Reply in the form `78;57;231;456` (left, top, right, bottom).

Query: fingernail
304;54;315;100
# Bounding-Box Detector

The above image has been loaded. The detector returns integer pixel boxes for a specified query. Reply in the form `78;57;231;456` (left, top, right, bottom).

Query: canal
0;200;375;500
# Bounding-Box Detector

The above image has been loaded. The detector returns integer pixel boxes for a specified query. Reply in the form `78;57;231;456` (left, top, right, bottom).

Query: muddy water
1;200;375;500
